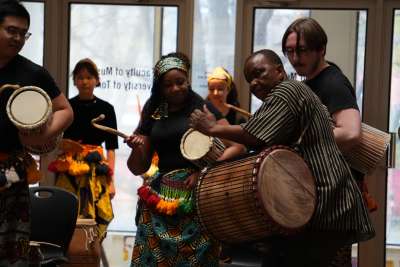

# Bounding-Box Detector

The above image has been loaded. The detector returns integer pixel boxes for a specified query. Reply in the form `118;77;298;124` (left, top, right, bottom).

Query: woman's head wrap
150;53;191;120
207;67;233;91
154;56;188;81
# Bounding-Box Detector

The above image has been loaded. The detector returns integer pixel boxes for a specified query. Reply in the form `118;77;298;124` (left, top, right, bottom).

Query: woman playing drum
125;52;245;267
190;49;374;267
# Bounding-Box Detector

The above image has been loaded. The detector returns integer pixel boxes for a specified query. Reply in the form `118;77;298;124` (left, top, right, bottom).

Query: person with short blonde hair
207;67;246;125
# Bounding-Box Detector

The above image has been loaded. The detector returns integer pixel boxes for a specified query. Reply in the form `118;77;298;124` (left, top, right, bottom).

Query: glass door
245;4;370;266
67;3;179;265
21;1;44;65
250;9;366;115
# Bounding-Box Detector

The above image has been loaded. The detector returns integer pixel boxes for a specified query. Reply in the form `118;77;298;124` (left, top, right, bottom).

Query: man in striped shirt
189;49;374;267
282;17;375;267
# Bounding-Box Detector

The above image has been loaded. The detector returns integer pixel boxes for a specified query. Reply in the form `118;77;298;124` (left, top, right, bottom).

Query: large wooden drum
63;219;100;267
195;146;316;244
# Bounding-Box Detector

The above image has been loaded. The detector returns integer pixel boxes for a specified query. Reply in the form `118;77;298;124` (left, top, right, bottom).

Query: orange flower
26;162;42;184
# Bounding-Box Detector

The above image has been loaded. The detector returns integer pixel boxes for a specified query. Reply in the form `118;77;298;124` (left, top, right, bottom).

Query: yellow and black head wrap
207;67;233;91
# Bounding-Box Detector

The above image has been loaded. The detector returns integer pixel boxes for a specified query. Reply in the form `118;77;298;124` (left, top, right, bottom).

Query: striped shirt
243;80;374;243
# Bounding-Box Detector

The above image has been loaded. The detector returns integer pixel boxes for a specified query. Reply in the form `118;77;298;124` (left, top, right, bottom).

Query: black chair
29;186;78;266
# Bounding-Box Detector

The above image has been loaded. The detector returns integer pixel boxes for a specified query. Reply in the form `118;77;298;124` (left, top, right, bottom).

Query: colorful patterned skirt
49;141;113;240
131;169;219;267
0;151;40;266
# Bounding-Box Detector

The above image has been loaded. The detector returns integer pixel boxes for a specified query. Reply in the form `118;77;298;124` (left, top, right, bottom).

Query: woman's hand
184;172;200;189
108;180;116;199
124;134;144;149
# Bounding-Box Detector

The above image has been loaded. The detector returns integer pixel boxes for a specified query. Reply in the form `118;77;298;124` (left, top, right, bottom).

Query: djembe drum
195;146;316;244
63;218;100;267
180;128;225;168
344;123;390;174
6;86;62;154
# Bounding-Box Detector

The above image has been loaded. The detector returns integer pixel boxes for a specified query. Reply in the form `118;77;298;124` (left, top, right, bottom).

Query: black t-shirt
305;63;363;180
0;55;61;152
225;109;247;125
137;91;222;173
64;96;119;150
225;109;237;125
305;63;359;115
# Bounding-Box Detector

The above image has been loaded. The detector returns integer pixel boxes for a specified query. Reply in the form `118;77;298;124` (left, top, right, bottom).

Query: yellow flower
68;160;90;176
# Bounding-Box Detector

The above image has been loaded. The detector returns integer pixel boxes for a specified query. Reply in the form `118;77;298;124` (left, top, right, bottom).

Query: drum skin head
181;129;213;160
7;87;51;128
258;148;316;229
10;90;48;124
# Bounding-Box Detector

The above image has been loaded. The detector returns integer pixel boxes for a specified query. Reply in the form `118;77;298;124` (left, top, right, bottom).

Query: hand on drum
189;105;217;135
184;172;199;189
124;134;145;149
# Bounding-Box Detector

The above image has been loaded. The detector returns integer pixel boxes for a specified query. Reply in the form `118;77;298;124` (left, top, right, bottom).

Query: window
68;3;178;233
20;2;44;65
251;9;366;115
251;9;309;112
192;0;237;98
387;9;400;248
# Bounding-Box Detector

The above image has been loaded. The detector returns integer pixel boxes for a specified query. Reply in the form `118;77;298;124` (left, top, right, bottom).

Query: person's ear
276;65;286;81
320;45;326;57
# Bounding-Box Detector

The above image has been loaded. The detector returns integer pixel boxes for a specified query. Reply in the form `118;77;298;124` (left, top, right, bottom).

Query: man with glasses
0;1;73;265
282;17;369;267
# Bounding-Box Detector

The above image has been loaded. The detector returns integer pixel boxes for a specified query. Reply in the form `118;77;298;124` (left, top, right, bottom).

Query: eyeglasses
283;47;310;57
2;25;31;40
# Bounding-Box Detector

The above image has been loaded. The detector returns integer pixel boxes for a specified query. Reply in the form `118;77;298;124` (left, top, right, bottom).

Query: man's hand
189;105;217;135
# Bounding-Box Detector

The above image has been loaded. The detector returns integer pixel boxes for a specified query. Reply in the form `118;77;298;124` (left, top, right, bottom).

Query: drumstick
224;103;251;117
91;114;129;139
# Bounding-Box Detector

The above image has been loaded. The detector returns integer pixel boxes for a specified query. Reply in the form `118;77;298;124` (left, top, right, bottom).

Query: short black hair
246;49;284;66
0;0;30;27
72;58;101;87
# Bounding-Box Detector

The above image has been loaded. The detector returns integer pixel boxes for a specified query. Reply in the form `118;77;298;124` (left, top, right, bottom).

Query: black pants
261;232;351;267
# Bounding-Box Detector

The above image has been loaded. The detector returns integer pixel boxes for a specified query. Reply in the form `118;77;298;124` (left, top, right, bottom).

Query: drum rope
82;226;96;251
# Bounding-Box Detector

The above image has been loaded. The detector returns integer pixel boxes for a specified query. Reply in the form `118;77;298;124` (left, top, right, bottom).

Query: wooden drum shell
62;219;100;267
180;128;225;168
195;147;316;244
344;123;390;174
